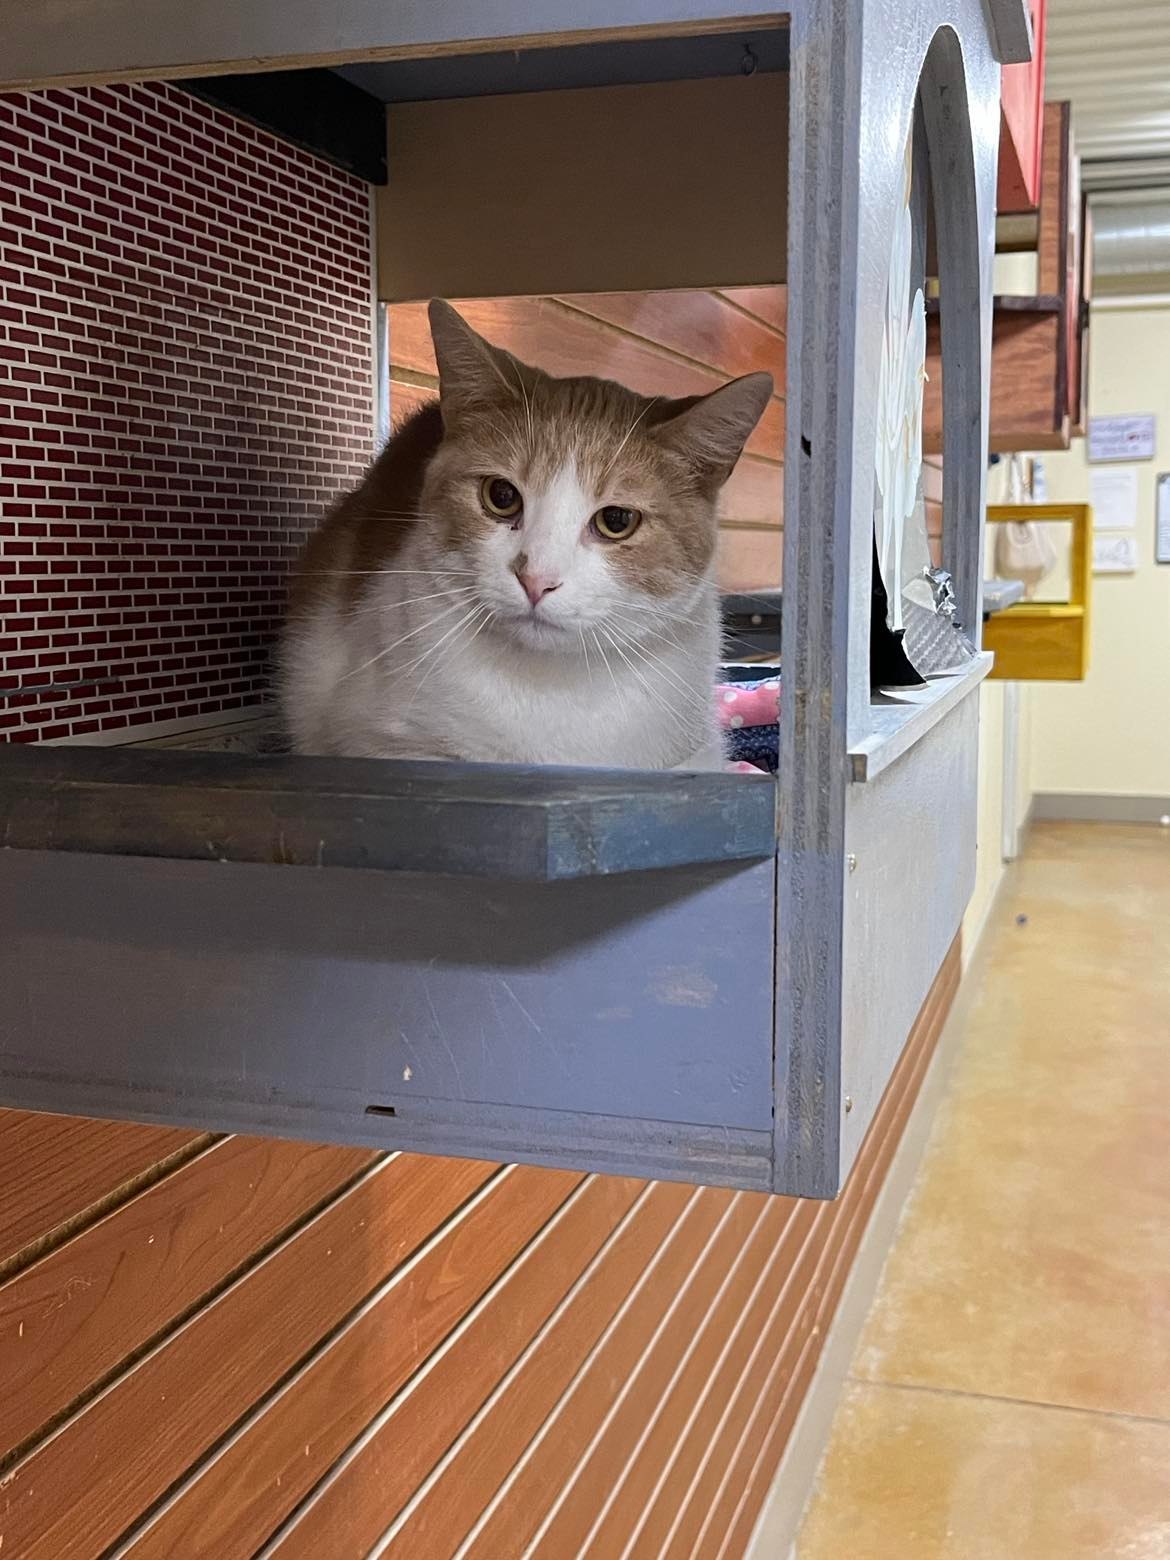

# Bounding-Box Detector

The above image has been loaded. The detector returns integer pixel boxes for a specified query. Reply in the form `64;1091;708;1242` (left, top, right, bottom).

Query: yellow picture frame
984;503;1093;680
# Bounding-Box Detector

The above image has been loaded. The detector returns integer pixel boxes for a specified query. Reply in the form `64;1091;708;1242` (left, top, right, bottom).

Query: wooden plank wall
387;290;787;592
386;289;944;587
0;939;959;1558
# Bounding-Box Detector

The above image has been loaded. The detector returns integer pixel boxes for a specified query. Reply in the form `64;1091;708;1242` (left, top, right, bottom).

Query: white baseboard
1031;792;1170;825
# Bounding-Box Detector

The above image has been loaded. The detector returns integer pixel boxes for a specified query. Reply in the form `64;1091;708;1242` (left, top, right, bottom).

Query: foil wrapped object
924;566;959;621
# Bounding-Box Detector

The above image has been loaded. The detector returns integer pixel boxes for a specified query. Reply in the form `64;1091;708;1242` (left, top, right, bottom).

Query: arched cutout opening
918;25;986;633
870;25;985;690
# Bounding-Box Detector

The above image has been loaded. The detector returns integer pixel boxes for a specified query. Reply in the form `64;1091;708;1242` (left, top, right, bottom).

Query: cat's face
418;301;772;653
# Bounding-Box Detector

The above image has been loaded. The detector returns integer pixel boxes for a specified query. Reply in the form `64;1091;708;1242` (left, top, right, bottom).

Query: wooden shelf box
926;99;1089;454
0;0;1028;1197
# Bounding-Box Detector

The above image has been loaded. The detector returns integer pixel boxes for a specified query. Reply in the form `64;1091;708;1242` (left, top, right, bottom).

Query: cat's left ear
652;372;773;486
429;298;524;421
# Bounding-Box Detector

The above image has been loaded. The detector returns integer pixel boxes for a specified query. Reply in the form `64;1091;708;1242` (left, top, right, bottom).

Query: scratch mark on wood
497;978;544;1038
42;1275;92;1318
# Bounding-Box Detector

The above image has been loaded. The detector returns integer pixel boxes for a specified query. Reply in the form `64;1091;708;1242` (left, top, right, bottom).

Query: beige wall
1028;301;1170;800
963;680;1031;959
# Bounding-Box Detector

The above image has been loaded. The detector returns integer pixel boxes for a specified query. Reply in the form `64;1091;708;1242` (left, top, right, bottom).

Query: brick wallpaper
0;81;374;743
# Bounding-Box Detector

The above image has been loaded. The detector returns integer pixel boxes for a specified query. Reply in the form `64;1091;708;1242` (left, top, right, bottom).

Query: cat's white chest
283;564;721;769
381;634;707;768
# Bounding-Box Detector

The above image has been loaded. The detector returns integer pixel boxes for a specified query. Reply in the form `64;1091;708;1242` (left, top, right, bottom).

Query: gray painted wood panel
0;746;776;881
0;2;785;91
838;696;979;1182
774;0;1003;1194
0;849;776;1143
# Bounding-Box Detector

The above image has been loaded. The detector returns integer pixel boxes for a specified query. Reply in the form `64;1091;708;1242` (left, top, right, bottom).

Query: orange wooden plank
388;376;437;421
721;452;784;518
1037;102;1068;299
717;526;782;592
582;1198;806;1558
921;457;944;504
0;1135;376;1460
668;1198;832;1560
715;972;952;1557
542;1194;785;1557
120;1163;584;1560
267;1174;648;1560
388;298;784;460
701;1158;888;1560
0;1110;202;1271
719;286;788;334
453;1188;742;1560
678;944;958;1559
0;1153;497;1560
369;1182;706;1560
556;291;785;386
692;1142;906;1558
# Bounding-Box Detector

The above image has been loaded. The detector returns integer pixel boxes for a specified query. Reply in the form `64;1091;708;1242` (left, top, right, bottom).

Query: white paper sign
1088;414;1156;463
1089;466;1139;530
1157;474;1170;566
1093;533;1138;574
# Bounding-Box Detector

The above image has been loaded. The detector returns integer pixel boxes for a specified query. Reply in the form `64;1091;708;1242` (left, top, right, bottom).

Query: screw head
844;1095;854;1114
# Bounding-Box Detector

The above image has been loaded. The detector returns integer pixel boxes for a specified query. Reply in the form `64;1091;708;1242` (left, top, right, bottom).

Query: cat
280;300;771;769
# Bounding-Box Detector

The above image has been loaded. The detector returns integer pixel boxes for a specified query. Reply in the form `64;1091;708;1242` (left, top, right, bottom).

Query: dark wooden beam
181;68;387;184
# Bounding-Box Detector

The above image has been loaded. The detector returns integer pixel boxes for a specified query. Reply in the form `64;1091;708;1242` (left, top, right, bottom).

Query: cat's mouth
496;608;575;648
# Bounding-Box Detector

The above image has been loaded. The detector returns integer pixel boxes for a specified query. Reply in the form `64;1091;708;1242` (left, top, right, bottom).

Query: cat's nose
516;569;562;608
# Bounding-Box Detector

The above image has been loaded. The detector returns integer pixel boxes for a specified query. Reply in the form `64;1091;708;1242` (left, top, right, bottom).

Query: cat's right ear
428;299;517;421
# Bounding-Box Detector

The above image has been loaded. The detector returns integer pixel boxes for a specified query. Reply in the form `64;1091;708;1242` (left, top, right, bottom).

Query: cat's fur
281;300;771;768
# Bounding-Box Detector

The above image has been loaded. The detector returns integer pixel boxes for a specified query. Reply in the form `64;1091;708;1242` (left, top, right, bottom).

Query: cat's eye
592;505;642;542
481;476;523;521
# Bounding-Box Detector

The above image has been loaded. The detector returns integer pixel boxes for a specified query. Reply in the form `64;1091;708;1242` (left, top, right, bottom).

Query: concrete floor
796;823;1170;1559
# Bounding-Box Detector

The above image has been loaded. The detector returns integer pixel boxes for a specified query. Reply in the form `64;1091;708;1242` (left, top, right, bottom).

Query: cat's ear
428;299;520;421
651;372;773;485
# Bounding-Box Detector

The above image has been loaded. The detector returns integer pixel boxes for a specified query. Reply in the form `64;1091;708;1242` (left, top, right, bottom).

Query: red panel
997;0;1048;212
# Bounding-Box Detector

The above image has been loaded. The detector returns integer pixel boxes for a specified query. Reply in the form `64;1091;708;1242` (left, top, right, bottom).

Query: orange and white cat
281;301;771;769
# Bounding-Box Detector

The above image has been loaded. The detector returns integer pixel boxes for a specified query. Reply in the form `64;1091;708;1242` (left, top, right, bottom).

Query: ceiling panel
1045;0;1170;185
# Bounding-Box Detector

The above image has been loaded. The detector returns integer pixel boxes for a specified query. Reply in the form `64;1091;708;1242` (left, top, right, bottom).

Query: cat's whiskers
578;627;594;689
600;397;658;485
411;603;496;707
590;628;628;711
607;606;693;658
395;602;486;682
508;360;535;453
346;585;479;617
605;604;705;673
595;624;675;722
339;597;475;681
605;622;712;719
608;611;711;686
609;596;706;634
302;567;479;577
358;509;442;522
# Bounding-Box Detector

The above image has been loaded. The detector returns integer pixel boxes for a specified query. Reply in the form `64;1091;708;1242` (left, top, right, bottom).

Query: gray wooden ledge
848;654;992;783
0;745;776;881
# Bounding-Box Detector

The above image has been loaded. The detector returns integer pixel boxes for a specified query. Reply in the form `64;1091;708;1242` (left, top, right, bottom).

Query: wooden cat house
0;0;1029;1199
